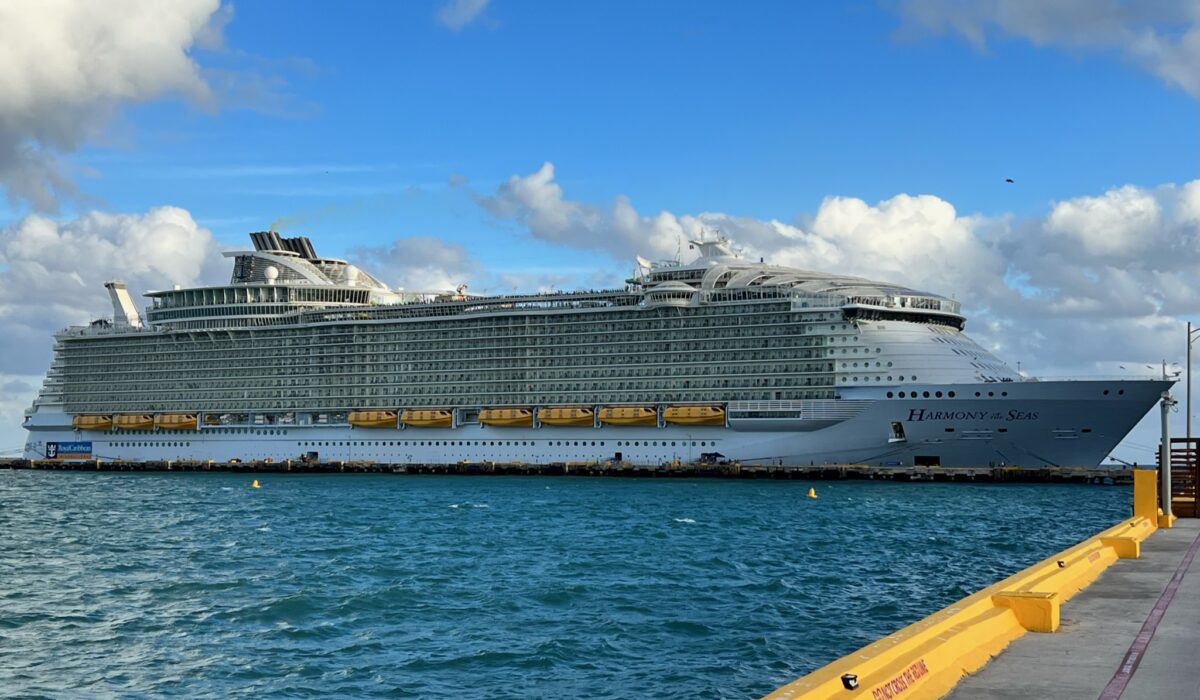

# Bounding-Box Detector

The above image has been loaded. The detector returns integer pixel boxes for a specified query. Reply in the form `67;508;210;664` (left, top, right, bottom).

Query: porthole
899;391;906;398
1001;391;1008;397
948;391;956;398
1118;390;1125;396
975;392;981;397
923;391;930;398
988;392;994;397
1103;390;1110;396
887;392;894;398
935;391;942;398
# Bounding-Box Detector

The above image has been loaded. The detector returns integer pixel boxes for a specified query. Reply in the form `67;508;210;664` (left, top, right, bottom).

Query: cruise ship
23;231;1170;467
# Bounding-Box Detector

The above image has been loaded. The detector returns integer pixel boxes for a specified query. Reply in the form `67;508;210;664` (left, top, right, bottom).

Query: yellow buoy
807;487;817;499
251;479;261;489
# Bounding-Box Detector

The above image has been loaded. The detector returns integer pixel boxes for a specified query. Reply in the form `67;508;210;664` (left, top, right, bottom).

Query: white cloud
476;161;686;260
436;0;491;30
0;0;229;210
352;236;479;292
1044;185;1162;257
894;0;1200;99
0;206;224;374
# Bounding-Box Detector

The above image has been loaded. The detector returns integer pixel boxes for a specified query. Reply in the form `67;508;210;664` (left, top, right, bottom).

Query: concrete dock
947;518;1200;700
0;458;1138;484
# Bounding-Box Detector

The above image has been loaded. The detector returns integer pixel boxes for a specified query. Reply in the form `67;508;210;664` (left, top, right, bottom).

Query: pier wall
0;458;1139;484
763;469;1162;700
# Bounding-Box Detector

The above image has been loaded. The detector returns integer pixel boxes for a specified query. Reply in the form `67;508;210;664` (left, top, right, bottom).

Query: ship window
1001;391;1008;397
988;392;994;397
975;392;981;397
945;428;955;432
998;428;1008;433
949;391;956;398
887;392;894;398
1082;428;1092;433
935;391;942;398
1118;389;1125;395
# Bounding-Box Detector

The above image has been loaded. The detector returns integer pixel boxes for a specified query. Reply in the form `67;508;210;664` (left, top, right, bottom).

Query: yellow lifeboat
154;414;198;430
663;405;726;426
114;414;154;431
480;408;534;427
401;409;453;428
72;415;113;431
598;406;658;426
538;407;595;426
349;410;398;428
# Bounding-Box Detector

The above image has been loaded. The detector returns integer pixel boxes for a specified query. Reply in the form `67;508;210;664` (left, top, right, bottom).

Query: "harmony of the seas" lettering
907;409;1040;422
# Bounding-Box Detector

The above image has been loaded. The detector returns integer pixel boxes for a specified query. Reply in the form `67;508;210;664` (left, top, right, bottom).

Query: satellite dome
264;265;280;283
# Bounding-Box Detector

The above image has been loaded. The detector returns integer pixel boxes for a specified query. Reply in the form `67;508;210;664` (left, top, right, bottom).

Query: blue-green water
0;472;1130;698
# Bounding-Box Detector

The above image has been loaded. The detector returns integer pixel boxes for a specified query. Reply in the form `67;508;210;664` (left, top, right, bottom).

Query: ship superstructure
24;231;1169;467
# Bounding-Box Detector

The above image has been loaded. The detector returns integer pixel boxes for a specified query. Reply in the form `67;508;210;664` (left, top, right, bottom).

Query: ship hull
22;380;1168;468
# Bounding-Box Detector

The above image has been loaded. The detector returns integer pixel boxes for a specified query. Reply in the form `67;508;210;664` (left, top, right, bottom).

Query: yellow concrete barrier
763;469;1160;700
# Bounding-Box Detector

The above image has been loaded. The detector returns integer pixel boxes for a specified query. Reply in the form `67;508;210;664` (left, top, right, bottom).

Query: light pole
1189;322;1200;444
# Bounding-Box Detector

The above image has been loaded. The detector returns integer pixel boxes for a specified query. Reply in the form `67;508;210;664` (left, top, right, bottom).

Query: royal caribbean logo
46;441;92;459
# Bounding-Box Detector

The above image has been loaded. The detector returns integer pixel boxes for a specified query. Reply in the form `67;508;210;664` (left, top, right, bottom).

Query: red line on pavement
1097;526;1200;700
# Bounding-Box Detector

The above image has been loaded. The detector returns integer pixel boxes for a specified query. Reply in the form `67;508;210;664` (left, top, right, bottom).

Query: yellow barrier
764;469;1160;700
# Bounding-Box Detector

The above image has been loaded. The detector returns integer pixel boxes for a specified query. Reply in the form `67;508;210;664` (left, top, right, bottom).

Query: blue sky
0;0;1197;459
62;1;1197;260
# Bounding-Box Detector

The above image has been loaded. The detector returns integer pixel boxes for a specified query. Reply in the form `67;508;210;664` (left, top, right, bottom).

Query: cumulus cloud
475;162;688;260
473;162;1200;382
436;0;491;30
1044;185;1162;257
893;0;1200;99
0;207;224;374
0;0;229;210
352;236;480;292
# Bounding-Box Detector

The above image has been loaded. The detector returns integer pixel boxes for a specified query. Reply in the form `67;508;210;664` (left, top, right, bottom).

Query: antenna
675;235;681;262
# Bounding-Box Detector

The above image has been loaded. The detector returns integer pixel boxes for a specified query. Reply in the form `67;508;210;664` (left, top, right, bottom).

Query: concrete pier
947;518;1200;700
0;458;1139;484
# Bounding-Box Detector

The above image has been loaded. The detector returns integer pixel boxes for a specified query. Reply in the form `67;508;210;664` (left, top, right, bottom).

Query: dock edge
763;469;1163;700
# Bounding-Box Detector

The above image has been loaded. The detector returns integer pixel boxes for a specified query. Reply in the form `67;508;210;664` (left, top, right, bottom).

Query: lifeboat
203;415;221;425
480;408;534;427
663;405;726;426
401;409;453;428
72;415;113;431
154;414;198;430
538;407;595;426
114;414;155;431
598;406;658;426
349;410;398;428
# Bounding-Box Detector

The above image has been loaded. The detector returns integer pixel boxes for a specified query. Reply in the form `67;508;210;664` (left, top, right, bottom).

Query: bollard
1133;468;1158;523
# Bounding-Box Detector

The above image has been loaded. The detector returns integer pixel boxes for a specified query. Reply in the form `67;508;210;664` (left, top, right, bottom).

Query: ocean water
0;472;1130;698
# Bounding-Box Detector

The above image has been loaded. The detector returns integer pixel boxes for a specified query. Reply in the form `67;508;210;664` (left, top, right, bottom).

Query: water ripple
0;472;1128;698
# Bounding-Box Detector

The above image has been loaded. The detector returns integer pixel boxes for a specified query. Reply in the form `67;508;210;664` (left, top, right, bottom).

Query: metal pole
1161;390;1174;519
1189;323;1195;505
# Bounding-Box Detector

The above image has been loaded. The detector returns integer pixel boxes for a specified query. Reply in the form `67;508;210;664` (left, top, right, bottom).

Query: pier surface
0;458;1136;484
947;517;1200;700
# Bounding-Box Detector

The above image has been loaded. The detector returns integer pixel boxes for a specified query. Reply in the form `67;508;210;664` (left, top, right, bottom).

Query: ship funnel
104;281;143;329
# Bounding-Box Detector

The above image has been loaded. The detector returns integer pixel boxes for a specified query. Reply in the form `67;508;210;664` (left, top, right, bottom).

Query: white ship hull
23;379;1168;468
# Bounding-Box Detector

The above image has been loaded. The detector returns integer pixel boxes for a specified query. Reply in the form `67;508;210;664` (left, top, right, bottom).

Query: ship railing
1024;374;1168;382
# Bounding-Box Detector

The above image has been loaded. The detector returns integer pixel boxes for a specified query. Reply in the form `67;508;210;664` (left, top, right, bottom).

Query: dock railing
1160;437;1198;517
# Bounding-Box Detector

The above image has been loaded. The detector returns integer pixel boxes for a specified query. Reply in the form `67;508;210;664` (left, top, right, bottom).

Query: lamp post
1189;322;1200;514
1189;322;1200;444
